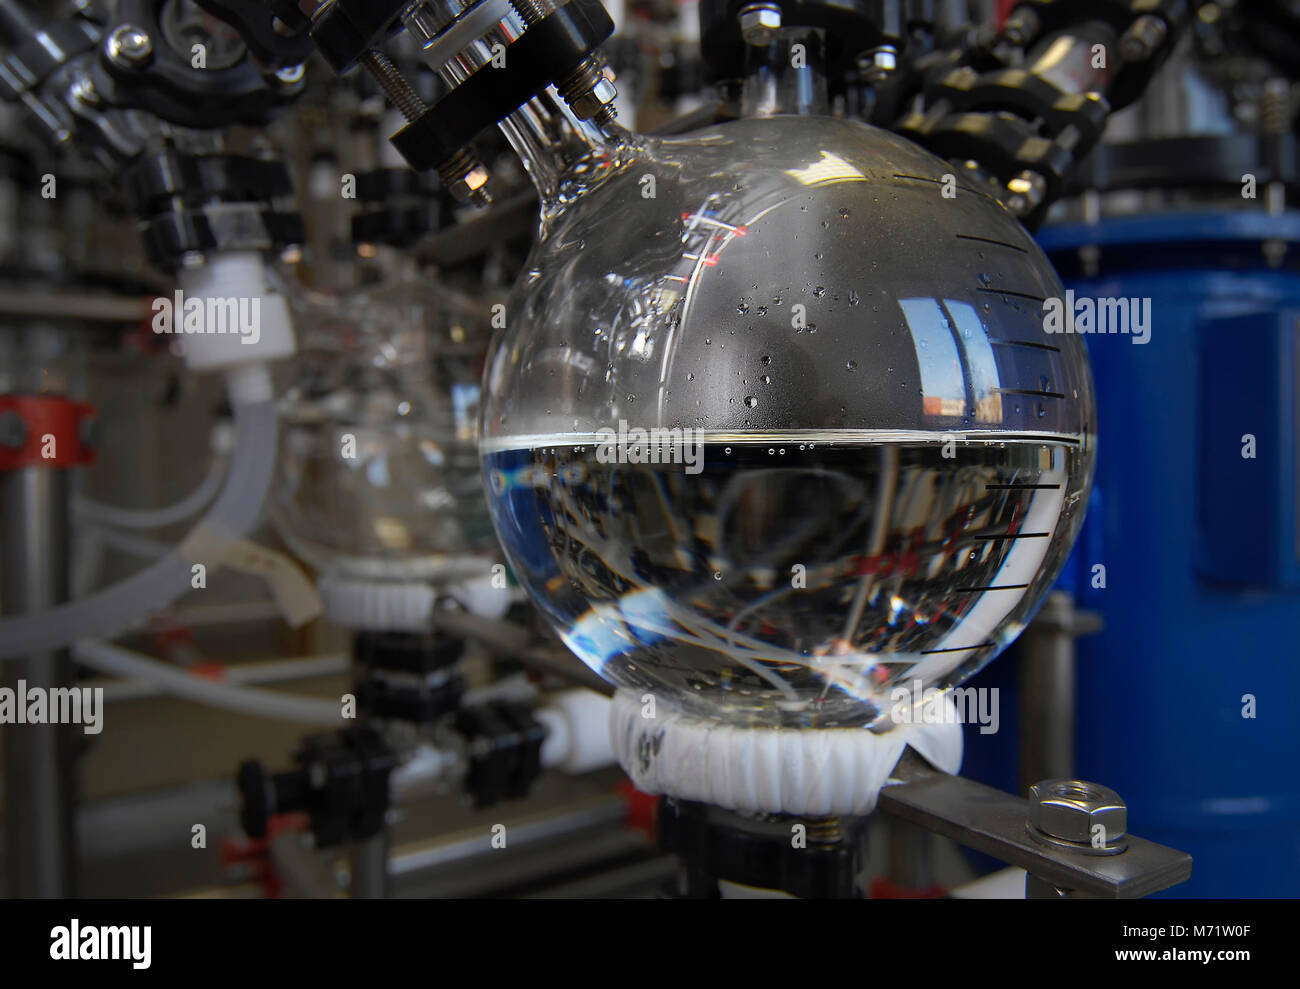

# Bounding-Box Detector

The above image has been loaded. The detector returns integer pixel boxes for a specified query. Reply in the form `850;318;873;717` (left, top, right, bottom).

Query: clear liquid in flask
484;430;1087;728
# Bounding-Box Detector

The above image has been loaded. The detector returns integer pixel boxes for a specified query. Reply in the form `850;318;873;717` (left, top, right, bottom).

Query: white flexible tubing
74;450;228;530
72;640;344;726
0;393;277;659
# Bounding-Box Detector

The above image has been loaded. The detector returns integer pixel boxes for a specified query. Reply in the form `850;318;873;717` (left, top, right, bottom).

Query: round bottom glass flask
482;105;1095;731
274;264;493;583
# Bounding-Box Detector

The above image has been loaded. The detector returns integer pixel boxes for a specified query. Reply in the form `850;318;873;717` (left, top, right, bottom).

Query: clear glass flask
480;32;1096;728
274;255;493;582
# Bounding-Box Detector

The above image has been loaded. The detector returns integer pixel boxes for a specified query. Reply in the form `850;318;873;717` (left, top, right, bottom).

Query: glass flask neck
741;28;831;118
497;90;632;223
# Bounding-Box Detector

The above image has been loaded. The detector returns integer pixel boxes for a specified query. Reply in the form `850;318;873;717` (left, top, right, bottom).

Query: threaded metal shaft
1261;79;1294;136
361;50;427;123
509;0;553;26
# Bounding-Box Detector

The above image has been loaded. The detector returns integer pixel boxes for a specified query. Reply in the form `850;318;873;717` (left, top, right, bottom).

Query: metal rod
2;466;77;897
1018;590;1078;789
348;831;390;898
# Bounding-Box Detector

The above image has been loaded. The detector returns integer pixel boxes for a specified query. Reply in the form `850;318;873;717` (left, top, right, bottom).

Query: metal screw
361;50;494;207
107;24;153;68
361;50;426;122
739;3;782;47
1028;779;1127;848
0;410;25;449
1119;14;1168;62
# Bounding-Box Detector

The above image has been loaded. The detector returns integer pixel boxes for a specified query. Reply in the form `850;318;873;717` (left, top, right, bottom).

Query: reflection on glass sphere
482;115;1095;728
274;273;493;581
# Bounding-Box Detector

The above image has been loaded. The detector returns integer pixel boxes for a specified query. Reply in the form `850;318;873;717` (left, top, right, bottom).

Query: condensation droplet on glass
745;396;758;408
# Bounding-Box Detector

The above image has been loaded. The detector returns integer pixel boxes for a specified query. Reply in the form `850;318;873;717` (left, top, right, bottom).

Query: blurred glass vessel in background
275;264;494;582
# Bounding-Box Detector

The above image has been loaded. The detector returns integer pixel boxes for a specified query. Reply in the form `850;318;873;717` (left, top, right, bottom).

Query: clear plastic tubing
0;399;277;658
72;639;342;725
74;451;226;530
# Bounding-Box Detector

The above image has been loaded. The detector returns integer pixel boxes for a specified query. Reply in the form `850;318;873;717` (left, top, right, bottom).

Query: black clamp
351;630;467;725
237;726;397;846
350;168;453;247
453;701;547;808
658;797;864;899
122;149;303;268
308;0;410;74
896;62;1110;225
389;0;613;174
1000;0;1189;112
97;0;302;128
192;0;315;67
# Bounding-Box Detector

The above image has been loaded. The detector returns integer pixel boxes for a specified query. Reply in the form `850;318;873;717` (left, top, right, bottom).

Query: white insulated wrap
317;577;437;631
610;688;964;816
317;573;512;631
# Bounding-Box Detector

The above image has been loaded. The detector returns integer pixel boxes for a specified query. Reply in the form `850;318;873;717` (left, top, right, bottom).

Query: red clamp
617;780;659;842
0;394;96;471
219;812;312;899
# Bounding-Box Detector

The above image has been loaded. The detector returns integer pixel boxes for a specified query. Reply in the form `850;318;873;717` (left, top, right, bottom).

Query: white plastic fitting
172;251;295;376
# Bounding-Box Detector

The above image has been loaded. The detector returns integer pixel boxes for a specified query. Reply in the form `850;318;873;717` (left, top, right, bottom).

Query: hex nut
739;4;782;47
1028;779;1127;844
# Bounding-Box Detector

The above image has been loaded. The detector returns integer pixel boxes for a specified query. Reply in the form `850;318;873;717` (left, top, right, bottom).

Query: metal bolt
1028;779;1127;846
438;149;492;207
1002;7;1041;46
739;3;782;47
1005;169;1048;217
557;56;618;123
70;75;101;107
404;0;468;44
1119;14;1168;62
107;24;153;68
860;45;898;84
273;64;306;88
0;410;25;449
